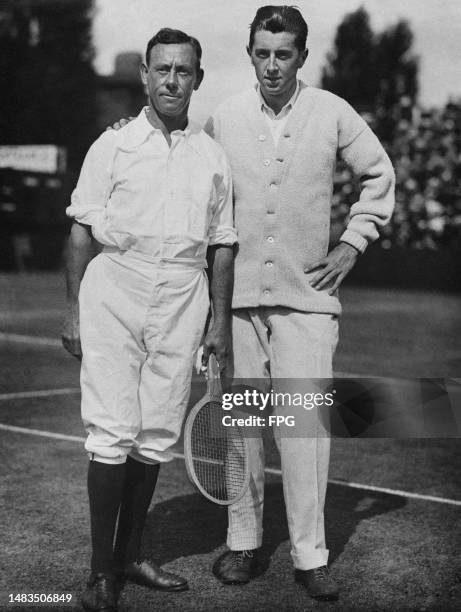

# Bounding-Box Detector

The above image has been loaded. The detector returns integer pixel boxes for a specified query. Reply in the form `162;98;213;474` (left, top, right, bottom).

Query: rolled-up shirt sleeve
208;151;238;247
66;131;116;227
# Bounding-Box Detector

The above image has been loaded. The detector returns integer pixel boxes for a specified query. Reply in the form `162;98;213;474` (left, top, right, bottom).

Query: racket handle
207;353;220;379
207;353;222;397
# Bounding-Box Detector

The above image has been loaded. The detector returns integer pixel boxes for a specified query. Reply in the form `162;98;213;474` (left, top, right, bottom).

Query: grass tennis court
1;273;460;611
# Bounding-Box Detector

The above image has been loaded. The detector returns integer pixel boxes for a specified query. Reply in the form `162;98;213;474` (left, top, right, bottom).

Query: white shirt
258;80;300;146
67;108;237;261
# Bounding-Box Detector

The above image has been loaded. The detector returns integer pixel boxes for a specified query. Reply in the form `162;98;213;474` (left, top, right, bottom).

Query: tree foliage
321;6;419;119
0;0;97;169
374;20;418;109
321;7;377;111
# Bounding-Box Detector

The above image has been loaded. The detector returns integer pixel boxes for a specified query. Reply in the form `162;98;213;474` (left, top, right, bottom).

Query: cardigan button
263;159;271;166
259;134;266;141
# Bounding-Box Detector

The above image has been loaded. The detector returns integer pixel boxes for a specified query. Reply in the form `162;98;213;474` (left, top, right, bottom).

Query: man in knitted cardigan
206;6;395;601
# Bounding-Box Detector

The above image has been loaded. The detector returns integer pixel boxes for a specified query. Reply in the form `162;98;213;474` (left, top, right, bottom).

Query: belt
102;246;207;269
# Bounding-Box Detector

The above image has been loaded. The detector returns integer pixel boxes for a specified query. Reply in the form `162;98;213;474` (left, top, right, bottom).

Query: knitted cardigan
205;82;395;315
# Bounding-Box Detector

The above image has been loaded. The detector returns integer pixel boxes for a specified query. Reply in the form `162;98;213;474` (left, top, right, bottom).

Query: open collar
117;107;200;151
256;79;301;118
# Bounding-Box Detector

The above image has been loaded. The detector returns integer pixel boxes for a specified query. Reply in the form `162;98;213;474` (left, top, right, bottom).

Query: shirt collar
117;107;199;150
257;79;301;117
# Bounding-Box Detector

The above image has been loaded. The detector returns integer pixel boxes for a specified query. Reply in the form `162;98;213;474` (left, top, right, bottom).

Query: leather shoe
121;559;188;592
81;573;118;611
212;549;259;584
295;566;339;601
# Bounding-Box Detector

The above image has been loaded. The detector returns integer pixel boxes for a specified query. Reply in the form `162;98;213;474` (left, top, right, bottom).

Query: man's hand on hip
304;242;360;294
61;307;82;360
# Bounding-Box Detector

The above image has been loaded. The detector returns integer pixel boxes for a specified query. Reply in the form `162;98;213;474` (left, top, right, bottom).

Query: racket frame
184;354;251;505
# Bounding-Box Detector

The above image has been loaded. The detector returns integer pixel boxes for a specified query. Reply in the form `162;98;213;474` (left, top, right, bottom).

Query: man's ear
140;63;148;86
298;47;309;68
246;44;256;67
194;68;204;91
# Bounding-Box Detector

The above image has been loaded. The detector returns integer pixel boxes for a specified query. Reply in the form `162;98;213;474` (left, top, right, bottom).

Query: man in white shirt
62;28;236;612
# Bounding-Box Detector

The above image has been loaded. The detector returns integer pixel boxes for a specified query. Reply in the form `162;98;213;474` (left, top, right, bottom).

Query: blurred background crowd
333;98;461;251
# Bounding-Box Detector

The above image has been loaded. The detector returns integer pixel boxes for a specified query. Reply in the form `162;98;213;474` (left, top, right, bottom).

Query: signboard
0;145;66;173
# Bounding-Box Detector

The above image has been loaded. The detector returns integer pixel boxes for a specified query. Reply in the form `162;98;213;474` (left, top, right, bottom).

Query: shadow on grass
142;481;406;569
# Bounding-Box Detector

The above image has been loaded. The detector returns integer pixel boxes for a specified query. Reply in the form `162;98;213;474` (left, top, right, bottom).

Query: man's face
248;30;307;104
141;43;203;117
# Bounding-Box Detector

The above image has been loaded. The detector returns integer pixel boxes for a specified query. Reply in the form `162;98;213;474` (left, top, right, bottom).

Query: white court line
0;332;61;347
0;422;460;507
0;308;64;320
265;466;461;506
0;423;85;444
325;478;461;506
0;388;80;401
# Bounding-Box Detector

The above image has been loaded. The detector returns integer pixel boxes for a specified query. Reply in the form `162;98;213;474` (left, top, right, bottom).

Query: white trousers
227;307;338;570
79;249;209;465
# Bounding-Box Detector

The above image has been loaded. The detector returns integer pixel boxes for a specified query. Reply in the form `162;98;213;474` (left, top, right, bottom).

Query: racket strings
190;400;247;502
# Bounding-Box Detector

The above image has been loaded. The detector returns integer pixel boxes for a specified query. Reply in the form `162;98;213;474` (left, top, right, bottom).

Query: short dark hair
249;5;308;52
145;28;202;72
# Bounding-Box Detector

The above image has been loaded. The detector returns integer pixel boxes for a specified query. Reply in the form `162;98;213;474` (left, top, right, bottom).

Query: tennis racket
184;353;250;505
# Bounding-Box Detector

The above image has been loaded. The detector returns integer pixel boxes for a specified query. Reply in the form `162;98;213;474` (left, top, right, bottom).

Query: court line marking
0;332;62;347
265;466;461;506
0;422;460;507
0;308;64;320
0;388;80;401
0;423;85;443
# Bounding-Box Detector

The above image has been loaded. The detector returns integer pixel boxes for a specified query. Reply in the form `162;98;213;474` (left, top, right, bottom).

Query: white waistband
102;246;207;269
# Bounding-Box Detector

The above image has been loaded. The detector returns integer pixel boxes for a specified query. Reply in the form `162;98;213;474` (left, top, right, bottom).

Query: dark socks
87;460;126;576
113;456;160;566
